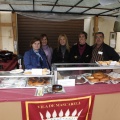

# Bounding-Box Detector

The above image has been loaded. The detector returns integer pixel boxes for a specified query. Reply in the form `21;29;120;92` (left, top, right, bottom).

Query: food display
1;62;120;94
97;61;120;66
0;74;52;88
27;77;51;86
108;72;120;84
0;68;53;90
63;71;120;84
0;77;27;88
83;72;110;84
24;68;50;75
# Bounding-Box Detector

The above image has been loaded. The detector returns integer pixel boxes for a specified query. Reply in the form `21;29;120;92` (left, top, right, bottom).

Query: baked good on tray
108;72;120;81
28;77;50;86
86;72;110;82
98;60;120;66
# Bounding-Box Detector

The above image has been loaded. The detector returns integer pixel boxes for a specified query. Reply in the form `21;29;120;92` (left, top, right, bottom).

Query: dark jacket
24;49;49;69
52;47;70;63
92;43;119;61
70;43;92;63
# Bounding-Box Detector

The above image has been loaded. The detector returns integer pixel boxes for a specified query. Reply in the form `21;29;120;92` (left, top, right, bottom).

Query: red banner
22;96;93;120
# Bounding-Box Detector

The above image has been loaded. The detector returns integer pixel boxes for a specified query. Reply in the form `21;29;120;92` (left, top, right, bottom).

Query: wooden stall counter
0;84;120;120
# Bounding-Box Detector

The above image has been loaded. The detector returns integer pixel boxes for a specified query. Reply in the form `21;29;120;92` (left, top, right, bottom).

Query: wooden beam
0;23;12;26
12;12;17;54
0;13;2;49
94;16;99;43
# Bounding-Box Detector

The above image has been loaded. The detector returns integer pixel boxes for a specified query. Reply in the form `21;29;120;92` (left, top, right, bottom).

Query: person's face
59;36;66;46
95;34;104;46
79;34;86;45
41;36;47;46
32;41;40;50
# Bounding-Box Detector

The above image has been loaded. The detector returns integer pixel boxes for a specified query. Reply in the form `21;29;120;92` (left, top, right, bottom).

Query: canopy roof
0;0;120;17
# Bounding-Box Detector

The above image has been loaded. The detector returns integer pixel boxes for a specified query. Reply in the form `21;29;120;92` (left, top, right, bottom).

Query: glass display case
0;71;54;89
52;63;120;85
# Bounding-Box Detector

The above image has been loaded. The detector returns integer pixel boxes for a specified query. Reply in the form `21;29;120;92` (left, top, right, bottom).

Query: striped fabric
91;44;103;63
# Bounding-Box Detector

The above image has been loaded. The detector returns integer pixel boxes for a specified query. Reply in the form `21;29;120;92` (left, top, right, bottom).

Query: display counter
1;63;120;120
1;84;120;120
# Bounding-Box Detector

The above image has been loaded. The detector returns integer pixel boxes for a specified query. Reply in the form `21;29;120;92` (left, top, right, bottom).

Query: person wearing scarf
40;34;53;68
70;31;92;63
23;37;49;69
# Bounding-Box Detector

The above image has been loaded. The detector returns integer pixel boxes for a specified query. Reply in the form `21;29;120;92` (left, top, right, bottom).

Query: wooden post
94;16;99;43
12;12;17;54
0;12;2;50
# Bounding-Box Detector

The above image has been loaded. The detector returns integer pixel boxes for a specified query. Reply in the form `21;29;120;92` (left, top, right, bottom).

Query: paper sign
58;79;75;86
32;69;42;75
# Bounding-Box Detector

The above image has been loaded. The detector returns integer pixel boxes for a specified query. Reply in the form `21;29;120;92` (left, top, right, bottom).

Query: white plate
10;69;23;74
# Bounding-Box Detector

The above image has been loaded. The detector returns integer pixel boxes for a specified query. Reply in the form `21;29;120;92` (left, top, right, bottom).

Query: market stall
0;63;120;120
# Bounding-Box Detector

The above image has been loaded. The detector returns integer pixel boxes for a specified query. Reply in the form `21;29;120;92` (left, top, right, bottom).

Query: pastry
93;72;104;79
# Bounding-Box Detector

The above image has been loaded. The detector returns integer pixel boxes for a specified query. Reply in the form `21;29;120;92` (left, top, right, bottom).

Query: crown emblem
39;109;83;120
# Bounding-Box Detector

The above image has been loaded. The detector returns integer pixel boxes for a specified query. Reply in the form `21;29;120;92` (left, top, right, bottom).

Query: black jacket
52;47;70;63
70;43;92;63
92;43;119;61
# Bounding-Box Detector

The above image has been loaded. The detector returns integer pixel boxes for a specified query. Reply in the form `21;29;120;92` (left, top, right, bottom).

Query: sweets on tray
28;77;50;86
86;72;110;82
97;60;120;66
108;72;120;81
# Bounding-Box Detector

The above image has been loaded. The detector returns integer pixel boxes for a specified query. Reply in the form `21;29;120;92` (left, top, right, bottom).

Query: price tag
58;79;75;86
32;69;42;75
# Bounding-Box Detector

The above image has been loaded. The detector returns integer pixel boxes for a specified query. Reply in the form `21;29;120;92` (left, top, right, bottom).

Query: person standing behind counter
70;31;92;63
52;34;70;63
23;37;49;69
40;34;53;67
91;32;119;63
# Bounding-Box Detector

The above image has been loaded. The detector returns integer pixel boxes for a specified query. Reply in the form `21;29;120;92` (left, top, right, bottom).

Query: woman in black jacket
52;34;70;63
70;31;92;63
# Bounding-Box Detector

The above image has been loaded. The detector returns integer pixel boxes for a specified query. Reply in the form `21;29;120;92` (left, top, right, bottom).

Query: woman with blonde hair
52;34;70;63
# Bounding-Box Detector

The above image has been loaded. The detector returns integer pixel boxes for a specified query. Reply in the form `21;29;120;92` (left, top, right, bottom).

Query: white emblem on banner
39;109;83;120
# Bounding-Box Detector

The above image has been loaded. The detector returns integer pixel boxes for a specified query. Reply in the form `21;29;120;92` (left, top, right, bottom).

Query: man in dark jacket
91;32;119;63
